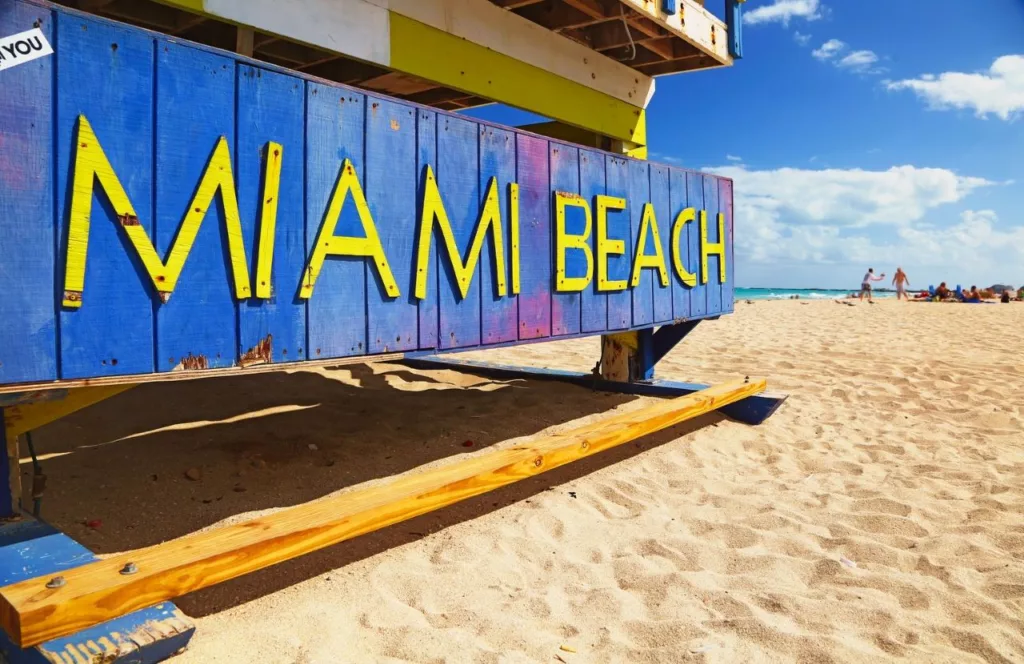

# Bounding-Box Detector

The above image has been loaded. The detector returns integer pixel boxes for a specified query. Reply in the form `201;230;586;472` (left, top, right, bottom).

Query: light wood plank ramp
0;377;766;647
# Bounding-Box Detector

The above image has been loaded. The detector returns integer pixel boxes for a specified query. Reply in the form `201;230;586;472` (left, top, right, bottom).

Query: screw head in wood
120;562;138;575
46;576;66;589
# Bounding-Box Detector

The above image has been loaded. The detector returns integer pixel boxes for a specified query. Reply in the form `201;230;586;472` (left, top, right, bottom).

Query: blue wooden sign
0;1;734;390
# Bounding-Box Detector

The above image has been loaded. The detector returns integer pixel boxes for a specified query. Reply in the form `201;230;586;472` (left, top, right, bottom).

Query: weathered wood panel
0;3;56;385
56;13;155;379
237;64;307;365
0;0;735;391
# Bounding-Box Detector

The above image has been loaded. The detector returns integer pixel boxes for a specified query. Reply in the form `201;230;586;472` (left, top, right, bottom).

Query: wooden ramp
0;377;766;648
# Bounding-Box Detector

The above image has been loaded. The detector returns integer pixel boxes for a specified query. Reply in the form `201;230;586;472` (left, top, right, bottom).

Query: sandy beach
23;299;1024;663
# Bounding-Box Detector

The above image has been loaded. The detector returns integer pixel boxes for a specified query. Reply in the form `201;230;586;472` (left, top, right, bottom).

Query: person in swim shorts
859;268;885;301
892;267;910;301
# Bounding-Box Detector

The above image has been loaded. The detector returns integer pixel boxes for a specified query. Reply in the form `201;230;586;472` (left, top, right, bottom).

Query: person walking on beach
859;268;885;301
892;267;910;300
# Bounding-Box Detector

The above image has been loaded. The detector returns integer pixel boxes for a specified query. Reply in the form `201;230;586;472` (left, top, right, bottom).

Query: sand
23;299;1024;663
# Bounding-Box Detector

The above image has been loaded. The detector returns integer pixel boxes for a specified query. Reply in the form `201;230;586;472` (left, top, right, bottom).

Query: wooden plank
479;124;518;345
703;175;723;316
390;0;653;109
514;134;551;340
0;351;404;398
416;110;439;350
155;42;238;371
579;149;608;333
668;168;691;320
235;26;254;56
550;143;582;337
437;115;481;349
389;15;646;147
650;163;673;322
0;377;767;648
686;172;707;318
4;385;133;442
720;178;735;313
605;156;631;330
57;13;156;380
0;4;56;385
366;95;418;354
0;518;195;663
237;64;307;364
305;83;367;359
628;160;654;327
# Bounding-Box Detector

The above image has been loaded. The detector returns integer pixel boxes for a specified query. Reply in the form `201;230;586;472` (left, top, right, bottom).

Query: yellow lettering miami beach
61;115;726;308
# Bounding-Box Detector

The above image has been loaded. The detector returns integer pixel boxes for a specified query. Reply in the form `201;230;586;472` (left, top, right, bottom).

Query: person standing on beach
859;268;885;301
892;267;910;300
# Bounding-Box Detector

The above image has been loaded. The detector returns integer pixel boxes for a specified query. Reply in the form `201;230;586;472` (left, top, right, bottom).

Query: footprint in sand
851;497;912;517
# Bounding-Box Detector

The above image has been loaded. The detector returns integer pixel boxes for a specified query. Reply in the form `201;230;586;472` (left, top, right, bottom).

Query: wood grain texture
237;65;307;364
579;149;608;334
305;83;367;359
416;110;440;350
479;125;518;345
437;115;481;349
366;96;419;354
0;377;766;647
550;143;583;337
604;156;632;330
686;172;708;319
514;134;551;340
628;160;654;327
703;175;723;316
0;4;56;385
155;43;239;371
56;14;155;380
668;168;692;320
649;164;674;322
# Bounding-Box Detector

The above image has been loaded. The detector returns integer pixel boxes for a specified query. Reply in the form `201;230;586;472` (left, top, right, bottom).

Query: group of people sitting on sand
856;268;1023;303
914;283;1023;303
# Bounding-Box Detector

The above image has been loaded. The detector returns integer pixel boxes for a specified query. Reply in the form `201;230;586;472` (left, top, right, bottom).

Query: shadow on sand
20;359;723;617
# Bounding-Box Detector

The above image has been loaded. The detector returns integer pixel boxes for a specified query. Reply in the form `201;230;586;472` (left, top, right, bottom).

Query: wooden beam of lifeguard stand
0;378;765;648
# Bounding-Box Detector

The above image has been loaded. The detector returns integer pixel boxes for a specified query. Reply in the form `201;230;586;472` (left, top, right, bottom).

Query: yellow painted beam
0;377;766;647
3;386;134;442
389;15;646;146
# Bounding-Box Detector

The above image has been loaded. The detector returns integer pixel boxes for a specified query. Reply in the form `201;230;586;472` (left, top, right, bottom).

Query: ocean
735;288;896;301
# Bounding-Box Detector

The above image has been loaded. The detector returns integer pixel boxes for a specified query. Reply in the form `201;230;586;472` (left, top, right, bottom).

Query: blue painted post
662;0;678;15
726;0;744;59
636;328;656;381
0;408;14;519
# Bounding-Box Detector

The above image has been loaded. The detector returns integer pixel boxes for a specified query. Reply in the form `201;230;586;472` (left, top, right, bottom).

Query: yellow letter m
62;115;252;307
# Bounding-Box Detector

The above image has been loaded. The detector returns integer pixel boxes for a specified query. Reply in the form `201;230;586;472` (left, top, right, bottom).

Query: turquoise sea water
735;288;896;301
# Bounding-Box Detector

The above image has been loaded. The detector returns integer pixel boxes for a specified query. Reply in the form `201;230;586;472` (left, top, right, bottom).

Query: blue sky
470;0;1024;289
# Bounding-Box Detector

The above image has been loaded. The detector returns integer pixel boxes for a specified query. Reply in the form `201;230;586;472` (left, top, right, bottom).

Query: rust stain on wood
178;354;209;371
239;335;273;368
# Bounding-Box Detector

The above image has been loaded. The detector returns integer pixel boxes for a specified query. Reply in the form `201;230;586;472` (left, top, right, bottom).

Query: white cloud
812;39;845;61
744;0;822;26
703;164;1001;278
708;164;992;229
837;50;879;72
793;31;812;46
812;39;882;74
897;210;1024;278
726;154;743;162
886;55;1024;121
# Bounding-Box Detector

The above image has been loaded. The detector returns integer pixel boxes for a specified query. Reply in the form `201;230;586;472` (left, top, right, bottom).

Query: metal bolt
46;576;66;589
120;562;138;576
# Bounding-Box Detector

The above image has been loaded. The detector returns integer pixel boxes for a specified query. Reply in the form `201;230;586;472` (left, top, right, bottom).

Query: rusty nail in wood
120;562;138;575
46;576;66;589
